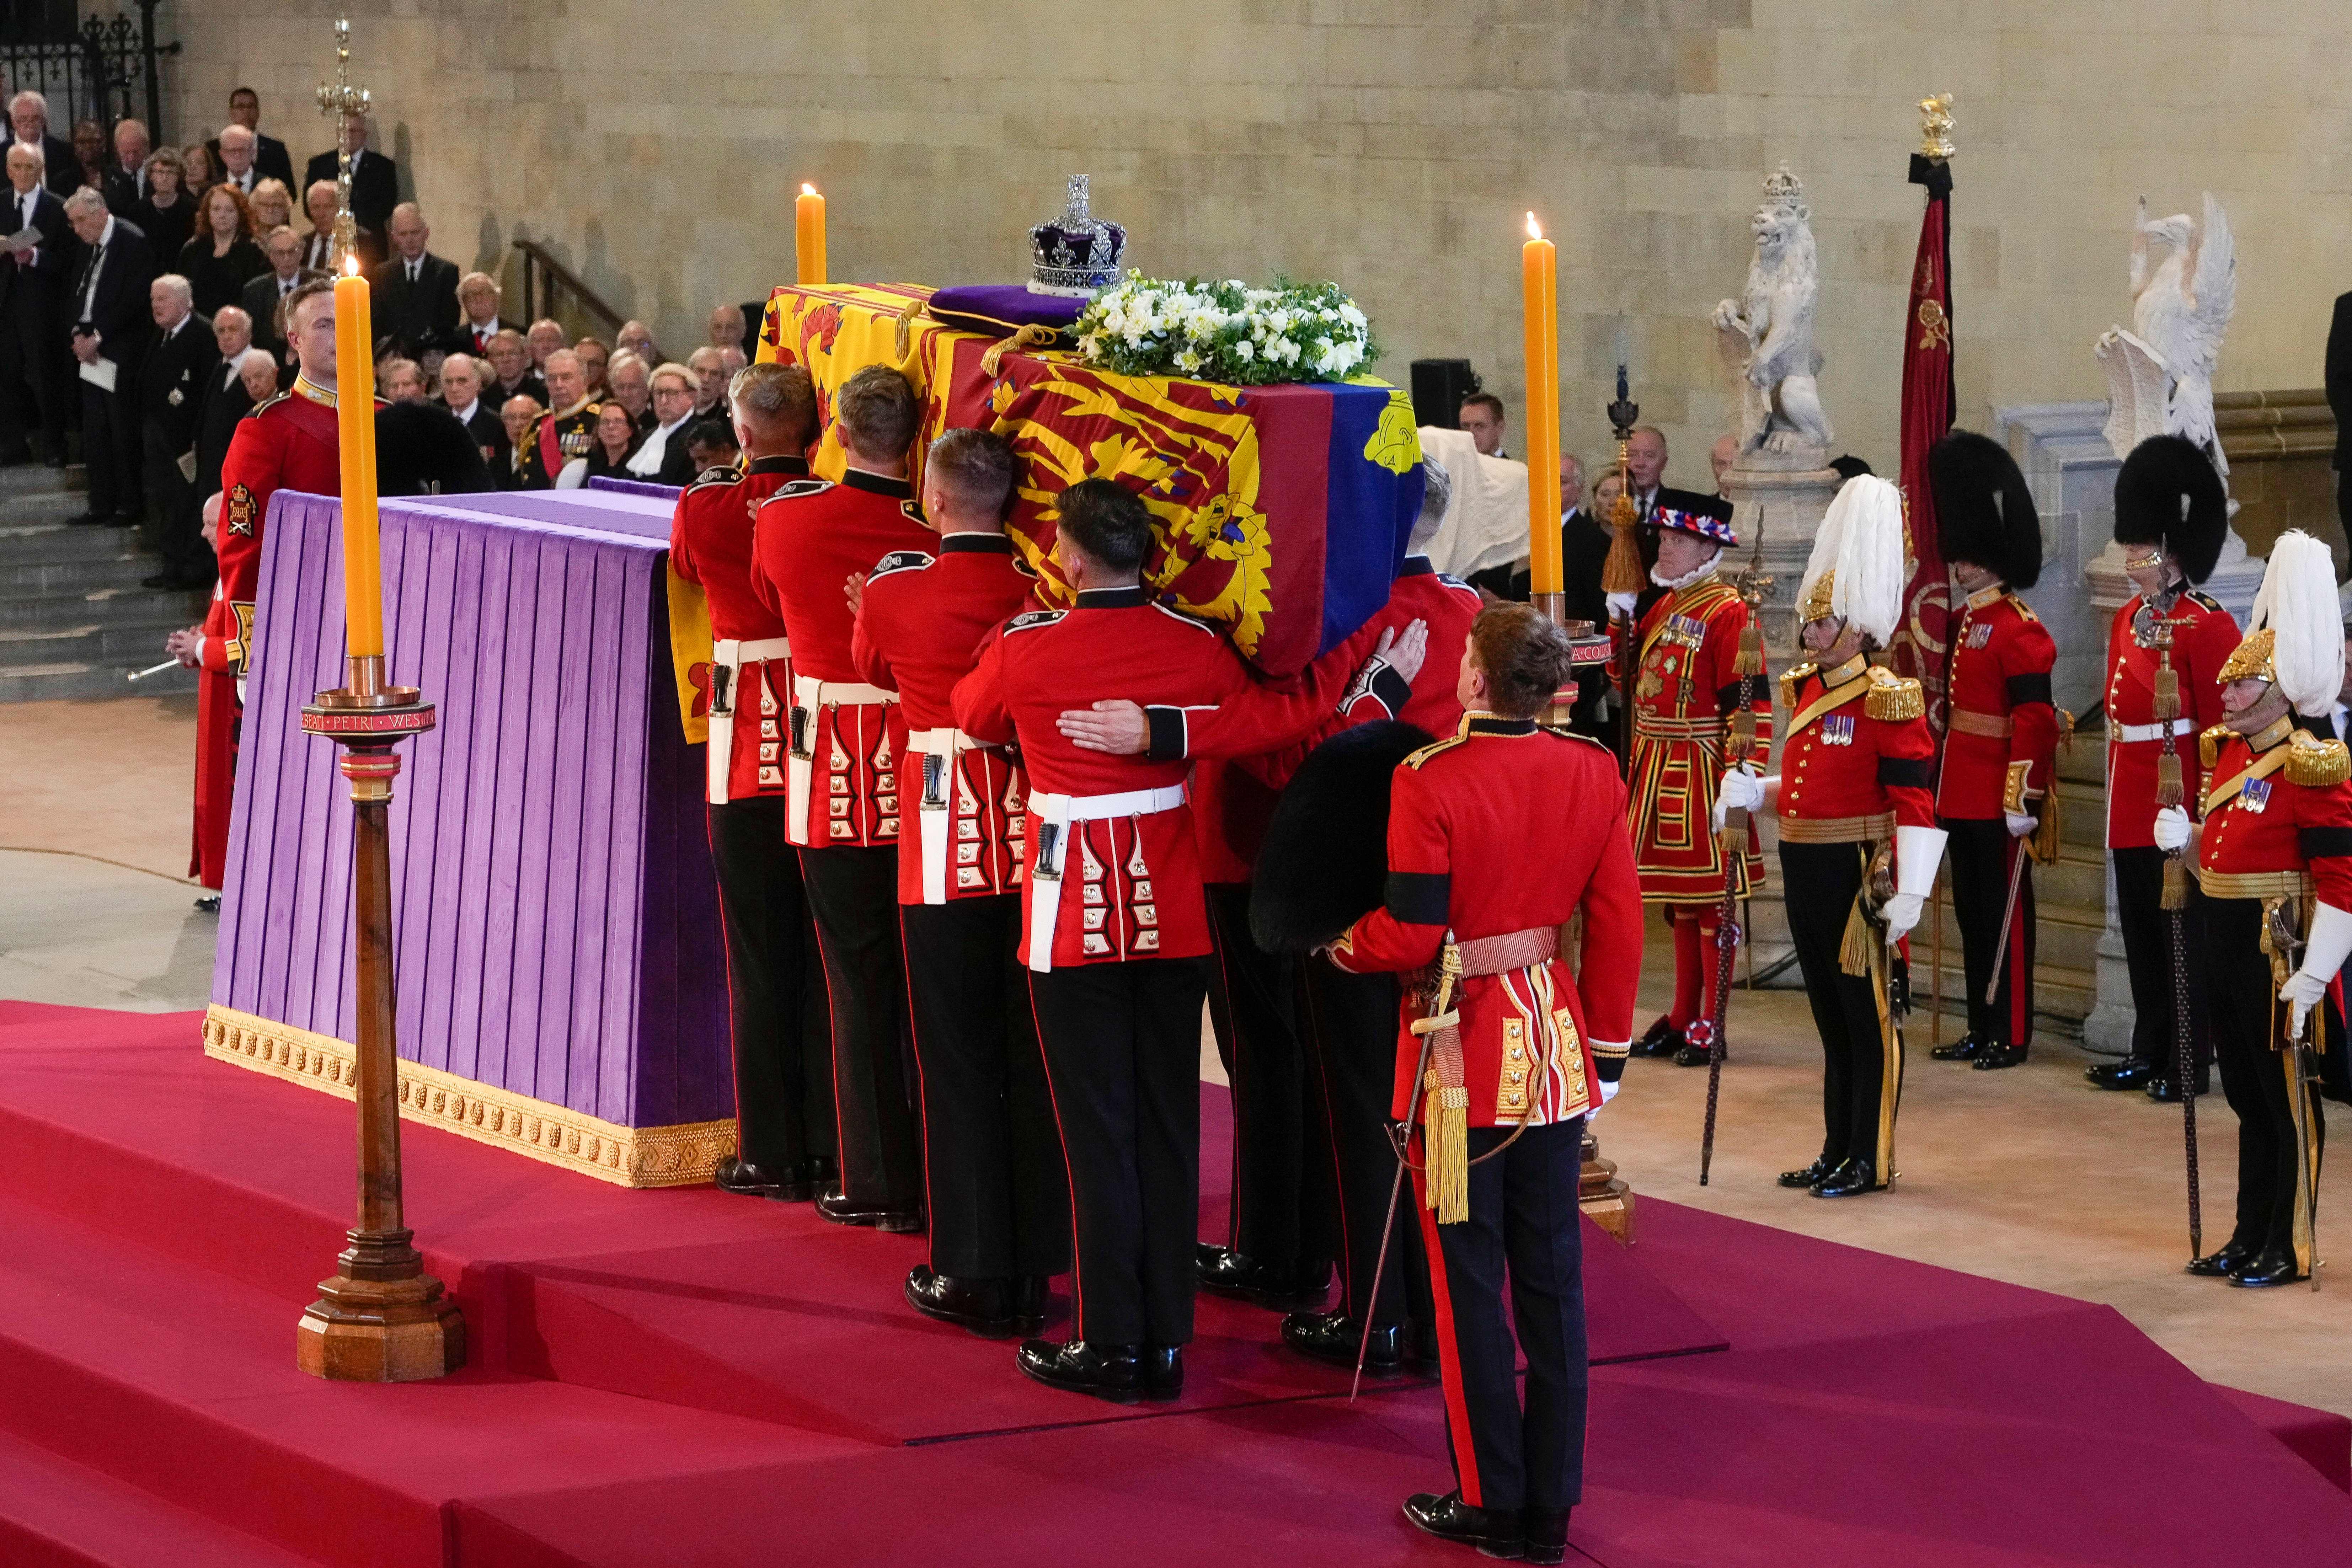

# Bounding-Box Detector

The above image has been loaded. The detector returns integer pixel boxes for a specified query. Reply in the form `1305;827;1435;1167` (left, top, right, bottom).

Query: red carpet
0;1000;2345;1567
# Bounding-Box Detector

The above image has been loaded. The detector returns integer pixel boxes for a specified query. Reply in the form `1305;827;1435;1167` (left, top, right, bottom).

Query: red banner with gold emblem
1891;152;1956;739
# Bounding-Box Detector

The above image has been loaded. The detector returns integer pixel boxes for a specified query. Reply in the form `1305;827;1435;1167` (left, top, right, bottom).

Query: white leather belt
1023;782;1187;973
908;726;976;905
786;673;900;847
2111;718;2193;745
706;636;790;805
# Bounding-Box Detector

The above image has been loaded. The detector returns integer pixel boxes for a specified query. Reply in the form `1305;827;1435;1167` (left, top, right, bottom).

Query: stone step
0;518;139;567
0;543;158;597
0;582;208;632
0;460;85;496
0;618;198;670
0;659;197;703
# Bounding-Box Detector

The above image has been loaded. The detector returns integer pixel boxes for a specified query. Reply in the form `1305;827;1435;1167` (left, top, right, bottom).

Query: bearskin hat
2113;434;2229;585
1248;720;1434;955
375;400;493;498
1929;428;2041;590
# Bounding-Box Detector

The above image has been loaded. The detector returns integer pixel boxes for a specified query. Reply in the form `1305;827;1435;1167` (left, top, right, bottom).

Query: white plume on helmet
2248;529;2345;718
1800;475;1907;648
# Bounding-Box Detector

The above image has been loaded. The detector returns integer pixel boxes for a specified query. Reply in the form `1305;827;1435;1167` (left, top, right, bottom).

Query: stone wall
154;0;2351;495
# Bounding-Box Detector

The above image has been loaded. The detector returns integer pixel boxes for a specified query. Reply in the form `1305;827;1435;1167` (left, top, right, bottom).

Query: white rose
1234;339;1256;362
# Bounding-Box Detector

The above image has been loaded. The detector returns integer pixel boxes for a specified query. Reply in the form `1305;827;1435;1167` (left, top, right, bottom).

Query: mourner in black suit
131;156;198;268
101;120;156;218
436;353;511;472
64;194;158;526
376;399;493;496
2328;292;2352;547
206;87;295;192
370;205;460;359
194;348;263;511
6;88;82;200
0;153;72;466
304;122;398;242
136;285;220;587
240;230;326;365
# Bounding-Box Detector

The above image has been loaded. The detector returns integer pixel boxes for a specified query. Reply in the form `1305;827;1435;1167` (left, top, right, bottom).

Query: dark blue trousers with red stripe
1412;1116;1588;1515
1942;816;2036;1048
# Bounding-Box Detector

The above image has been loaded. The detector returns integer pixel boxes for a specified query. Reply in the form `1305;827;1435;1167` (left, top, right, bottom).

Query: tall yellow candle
333;267;384;659
795;183;827;287
1522;212;1562;596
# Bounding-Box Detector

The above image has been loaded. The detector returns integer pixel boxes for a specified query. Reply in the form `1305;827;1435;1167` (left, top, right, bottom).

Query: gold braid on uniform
2285;730;2352;787
2199;723;2228;773
1863;666;1923;721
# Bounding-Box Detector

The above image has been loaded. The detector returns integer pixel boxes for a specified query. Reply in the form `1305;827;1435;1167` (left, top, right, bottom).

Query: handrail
511;239;626;338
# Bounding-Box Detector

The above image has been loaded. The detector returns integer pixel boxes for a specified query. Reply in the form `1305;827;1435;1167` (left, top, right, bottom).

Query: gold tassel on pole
1600;442;1646;596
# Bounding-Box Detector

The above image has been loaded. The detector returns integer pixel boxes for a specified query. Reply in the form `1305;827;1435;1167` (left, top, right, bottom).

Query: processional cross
315;18;370;272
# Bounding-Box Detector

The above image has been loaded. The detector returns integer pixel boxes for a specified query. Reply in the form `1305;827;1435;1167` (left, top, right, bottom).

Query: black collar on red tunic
939;532;1012;556
1400;554;1434;577
1074;585;1148;609
841;467;912;498
1465;713;1538;738
747;454;808;477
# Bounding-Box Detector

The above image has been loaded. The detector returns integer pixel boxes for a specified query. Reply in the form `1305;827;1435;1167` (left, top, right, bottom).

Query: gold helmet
2216;627;2274;687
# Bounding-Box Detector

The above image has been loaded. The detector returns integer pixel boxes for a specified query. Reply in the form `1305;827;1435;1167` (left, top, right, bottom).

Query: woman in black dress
581;401;641;483
174;183;268;315
133;149;198;266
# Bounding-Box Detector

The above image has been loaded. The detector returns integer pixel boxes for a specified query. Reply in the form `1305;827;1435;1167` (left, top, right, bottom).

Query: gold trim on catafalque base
201;1004;735;1188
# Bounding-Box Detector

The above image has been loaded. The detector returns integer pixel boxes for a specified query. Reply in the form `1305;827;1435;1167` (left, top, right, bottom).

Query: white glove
1888;823;1947;947
2282;903;2352;1039
1711;770;1775;831
1605;591;1637;619
1589;1071;1622;1122
2004;811;2038;839
1880;893;1924;943
2152;806;2192;853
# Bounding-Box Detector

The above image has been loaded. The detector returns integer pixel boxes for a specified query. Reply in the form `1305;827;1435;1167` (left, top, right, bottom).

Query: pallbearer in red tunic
849;427;1070;1338
1620;505;1771;1067
169;277;345;895
2091;435;2241;1100
750;364;935;1231
667;361;835;1204
1927;430;2059;1071
1326;605;1641;1566
1717;477;1941;1197
2168;531;2348;1288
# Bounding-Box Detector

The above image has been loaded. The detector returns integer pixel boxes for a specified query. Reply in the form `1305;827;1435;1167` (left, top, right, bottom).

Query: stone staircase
0;467;203;703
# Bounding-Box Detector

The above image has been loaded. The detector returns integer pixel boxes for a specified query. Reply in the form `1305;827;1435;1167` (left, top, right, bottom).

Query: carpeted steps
0;1426;321;1568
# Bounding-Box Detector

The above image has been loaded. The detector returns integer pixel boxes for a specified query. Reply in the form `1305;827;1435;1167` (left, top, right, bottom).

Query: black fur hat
2113;434;2228;585
1929;428;2042;589
1248;720;1434;955
375;400;494;498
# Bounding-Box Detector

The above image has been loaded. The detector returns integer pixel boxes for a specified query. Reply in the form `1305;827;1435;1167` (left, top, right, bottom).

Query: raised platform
0;1000;2344;1567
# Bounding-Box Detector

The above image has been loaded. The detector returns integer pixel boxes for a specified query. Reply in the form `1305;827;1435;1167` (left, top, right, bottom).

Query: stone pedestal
1720;453;1842;664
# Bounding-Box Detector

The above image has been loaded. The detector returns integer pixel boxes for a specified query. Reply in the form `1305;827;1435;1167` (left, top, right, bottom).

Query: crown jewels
1028;175;1126;298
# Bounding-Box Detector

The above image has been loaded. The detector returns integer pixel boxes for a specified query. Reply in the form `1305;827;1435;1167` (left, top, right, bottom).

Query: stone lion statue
1712;165;1834;459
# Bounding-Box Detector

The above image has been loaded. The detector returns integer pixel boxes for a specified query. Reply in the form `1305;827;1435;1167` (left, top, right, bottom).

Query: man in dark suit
7;91;81;200
370;203;459;359
102;119;151;218
204;89;295;191
483;328;547;411
304;113;398;248
193;308;264;514
0;145;72;466
2329;292;2352;550
240;226;324;367
63;188;156;527
135;276;219;588
436;352;509;471
297;179;339;273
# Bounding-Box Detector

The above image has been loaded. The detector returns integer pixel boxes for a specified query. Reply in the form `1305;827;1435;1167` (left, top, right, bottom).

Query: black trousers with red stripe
1028;956;1209;1348
1941;816;2035;1047
1415;1117;1588;1516
2111;844;2215;1088
1204;882;1336;1276
1301;954;1431;1331
900;894;1069;1280
706;799;835;1171
798;845;922;1210
2207;896;2326;1258
1780;840;1893;1166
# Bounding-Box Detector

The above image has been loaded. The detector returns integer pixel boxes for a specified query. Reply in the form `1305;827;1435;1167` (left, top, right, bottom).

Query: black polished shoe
1811;1156;1885;1198
2229;1247;2304;1288
1671;1019;1720;1068
1009;1274;1050;1335
193;894;221;913
712;1156;798;1200
1931;1031;1986;1062
1630;1016;1684;1058
65;511;110;527
1972;1041;2029;1071
905;1265;1020;1337
814;1186;924;1233
2085;1056;2154;1091
1141;1345;1183;1401
1016;1337;1142;1403
1777;1154;1835;1189
1402;1491;1524;1559
2186;1238;2257;1278
1522;1507;1572;1567
2146;1072;2210;1103
1281;1308;1402;1372
1195;1245;1329;1308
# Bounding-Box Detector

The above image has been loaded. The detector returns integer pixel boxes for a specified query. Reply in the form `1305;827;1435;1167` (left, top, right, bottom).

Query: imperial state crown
1029;175;1126;296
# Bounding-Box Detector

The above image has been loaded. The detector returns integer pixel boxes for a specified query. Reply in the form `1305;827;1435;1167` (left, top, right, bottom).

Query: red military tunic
1621;573;1771;901
953;585;1285;970
668;454;806;804
851;532;1038;904
1327;712;1645;1125
1774;657;1937;840
2195;719;2352;909
191;379;345;888
1937;583;2060;820
749;467;934;849
532;398;600;483
2104;588;2238;849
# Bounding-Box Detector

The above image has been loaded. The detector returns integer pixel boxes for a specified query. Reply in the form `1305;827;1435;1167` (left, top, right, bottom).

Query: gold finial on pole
315;17;371;272
1917;93;1956;163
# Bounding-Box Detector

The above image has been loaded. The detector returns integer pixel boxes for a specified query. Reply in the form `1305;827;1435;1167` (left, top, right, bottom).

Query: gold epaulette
1778;662;1817;712
2006;591;2040;624
1863;667;1924;721
1404;734;1469;771
2199;723;2229;772
2284;730;2351;788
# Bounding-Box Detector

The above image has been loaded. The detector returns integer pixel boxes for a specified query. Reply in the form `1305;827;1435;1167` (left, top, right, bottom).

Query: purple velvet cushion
928;284;1083;344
